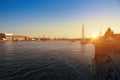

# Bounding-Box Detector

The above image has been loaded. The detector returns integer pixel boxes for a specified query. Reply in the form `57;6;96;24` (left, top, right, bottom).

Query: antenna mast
82;24;84;39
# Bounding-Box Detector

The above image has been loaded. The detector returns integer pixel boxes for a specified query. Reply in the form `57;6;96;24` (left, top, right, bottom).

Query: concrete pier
94;41;120;80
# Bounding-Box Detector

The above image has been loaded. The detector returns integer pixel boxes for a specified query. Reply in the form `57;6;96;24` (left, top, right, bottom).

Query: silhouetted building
104;27;115;39
115;34;120;41
0;33;5;40
106;37;115;42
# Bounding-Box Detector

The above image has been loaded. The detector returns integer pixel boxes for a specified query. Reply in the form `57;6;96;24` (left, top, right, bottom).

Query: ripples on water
0;41;95;80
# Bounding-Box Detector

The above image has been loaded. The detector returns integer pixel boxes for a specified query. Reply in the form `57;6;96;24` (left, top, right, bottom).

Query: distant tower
81;24;87;45
99;27;102;37
82;24;85;39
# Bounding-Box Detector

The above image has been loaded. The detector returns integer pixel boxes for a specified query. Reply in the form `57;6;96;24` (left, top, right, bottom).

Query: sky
0;0;120;38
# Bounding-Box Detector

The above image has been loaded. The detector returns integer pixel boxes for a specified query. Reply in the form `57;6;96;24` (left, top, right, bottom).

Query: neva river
0;41;95;80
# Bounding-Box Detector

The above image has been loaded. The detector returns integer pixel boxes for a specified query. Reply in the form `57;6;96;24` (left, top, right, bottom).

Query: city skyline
0;0;120;38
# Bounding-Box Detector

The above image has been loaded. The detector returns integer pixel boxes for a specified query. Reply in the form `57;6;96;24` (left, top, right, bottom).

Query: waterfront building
106;37;115;42
12;36;26;41
0;33;5;40
5;33;13;41
114;34;120;41
104;27;115;39
25;37;32;41
104;27;120;42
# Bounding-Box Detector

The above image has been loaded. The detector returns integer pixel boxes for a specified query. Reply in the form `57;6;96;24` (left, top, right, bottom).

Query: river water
0;41;95;80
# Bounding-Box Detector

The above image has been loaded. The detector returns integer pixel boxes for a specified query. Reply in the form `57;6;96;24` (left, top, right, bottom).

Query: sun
92;34;98;39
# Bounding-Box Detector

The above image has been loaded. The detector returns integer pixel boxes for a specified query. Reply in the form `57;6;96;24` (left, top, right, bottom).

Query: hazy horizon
0;0;120;38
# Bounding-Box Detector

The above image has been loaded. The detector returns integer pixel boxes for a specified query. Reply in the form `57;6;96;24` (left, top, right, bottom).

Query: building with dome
104;27;115;39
